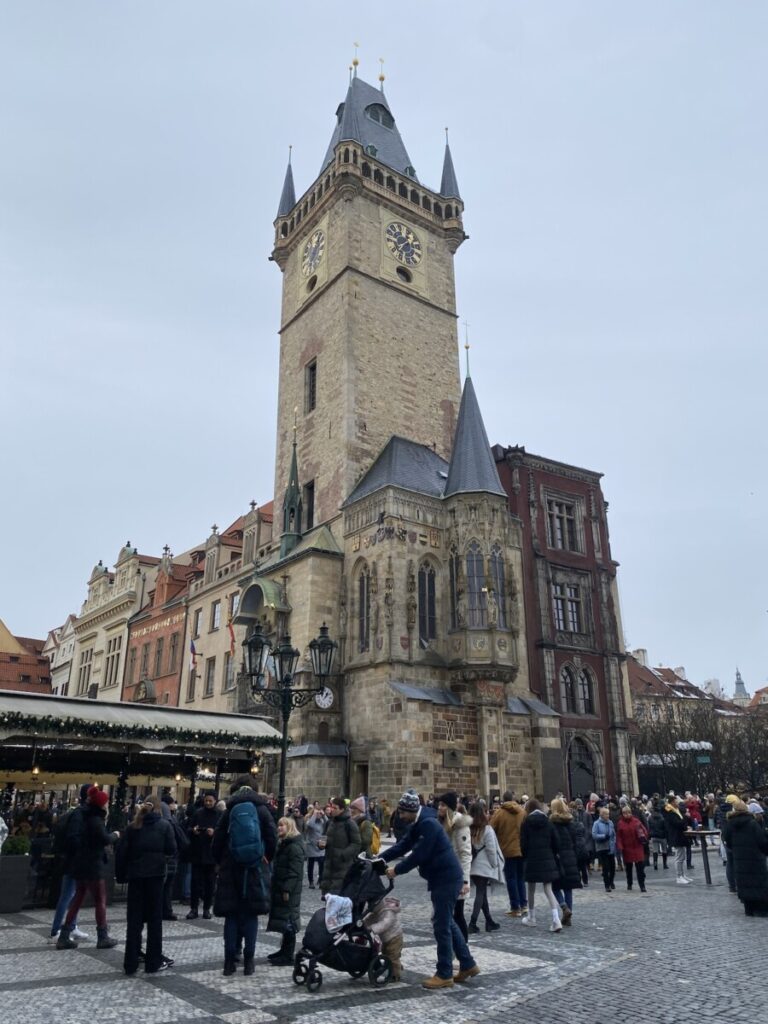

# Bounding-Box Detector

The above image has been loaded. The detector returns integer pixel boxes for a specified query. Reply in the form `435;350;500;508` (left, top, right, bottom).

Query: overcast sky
1;3;765;696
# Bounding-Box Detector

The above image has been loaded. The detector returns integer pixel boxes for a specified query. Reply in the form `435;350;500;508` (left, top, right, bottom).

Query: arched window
280;223;288;238
364;103;395;130
418;562;437;647
434;202;442;218
559;666;578;714
352;150;358;164
466;541;486;628
317;720;330;743
421;196;431;212
325;176;331;190
362;162;371;178
358;565;370;653
386;175;395;191
343;148;350;163
445;204;453;218
373;169;384;185
410;189;419;204
398;183;408;198
568;737;596;799
449;545;460;629
578;668;595;714
490;544;507;628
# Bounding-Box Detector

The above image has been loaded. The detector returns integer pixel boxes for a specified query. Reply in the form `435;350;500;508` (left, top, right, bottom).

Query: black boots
485;919;500;932
223;959;236;976
56;926;77;950
96;926;118;949
243;956;255;975
268;932;296;966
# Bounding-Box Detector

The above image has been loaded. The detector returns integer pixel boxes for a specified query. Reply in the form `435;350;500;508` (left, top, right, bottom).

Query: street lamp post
243;622;337;818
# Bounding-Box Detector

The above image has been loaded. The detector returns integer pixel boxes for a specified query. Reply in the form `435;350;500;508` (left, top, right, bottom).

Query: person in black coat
212;776;277;977
722;801;768;915
119;798;177;975
520;799;564;932
186;792;222;919
549;799;583;925
57;787;120;950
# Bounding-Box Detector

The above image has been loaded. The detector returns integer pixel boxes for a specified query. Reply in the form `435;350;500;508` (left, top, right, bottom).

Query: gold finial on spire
462;320;471;377
378;57;385;89
352;41;359;74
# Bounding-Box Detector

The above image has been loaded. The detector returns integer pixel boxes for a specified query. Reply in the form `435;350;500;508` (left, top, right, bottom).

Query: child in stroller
292;856;397;992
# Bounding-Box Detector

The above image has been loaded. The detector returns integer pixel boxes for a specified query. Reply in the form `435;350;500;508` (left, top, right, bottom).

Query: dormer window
365;103;394;130
365;144;378;157
405;165;417;178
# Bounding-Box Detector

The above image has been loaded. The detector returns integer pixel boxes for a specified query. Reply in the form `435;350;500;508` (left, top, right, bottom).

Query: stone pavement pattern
2;850;767;1024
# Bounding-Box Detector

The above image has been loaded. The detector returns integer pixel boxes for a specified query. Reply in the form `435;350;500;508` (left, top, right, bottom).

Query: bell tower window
365;103;395;130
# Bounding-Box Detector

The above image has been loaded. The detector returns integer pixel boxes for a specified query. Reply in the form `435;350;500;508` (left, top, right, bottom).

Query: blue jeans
51;873;78;935
224;911;258;960
552;887;573;910
504;857;527;911
430;881;475;981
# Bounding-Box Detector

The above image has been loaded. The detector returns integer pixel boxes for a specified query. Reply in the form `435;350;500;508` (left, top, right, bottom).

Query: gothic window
418;562;437;647
551;581;585;633
466;541;486;628
421;196;431;211
547;498;579;552
578;668;595;714
490;544;507;628
303;480;315;530
364;103;395;129
434;202;442;217
410;188;419;204
153;637;164;677
386;175;395;191
445;204;453;217
362;162;371;178
318;720;330;743
358;565;371;653
559;666;578;714
398;183;408;198
373;168;384;185
449;545;460;629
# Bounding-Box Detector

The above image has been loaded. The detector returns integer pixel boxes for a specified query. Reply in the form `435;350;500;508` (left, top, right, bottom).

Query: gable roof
444;376;505;498
321;76;416;179
344;436;449;506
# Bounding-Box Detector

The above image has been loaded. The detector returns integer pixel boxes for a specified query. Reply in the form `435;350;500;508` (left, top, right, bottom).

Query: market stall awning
0;689;282;755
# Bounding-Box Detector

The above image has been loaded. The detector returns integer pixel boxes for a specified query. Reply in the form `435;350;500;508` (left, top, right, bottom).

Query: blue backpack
228;800;264;866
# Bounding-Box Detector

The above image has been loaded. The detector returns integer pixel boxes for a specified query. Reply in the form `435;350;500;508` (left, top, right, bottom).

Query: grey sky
1;3;765;696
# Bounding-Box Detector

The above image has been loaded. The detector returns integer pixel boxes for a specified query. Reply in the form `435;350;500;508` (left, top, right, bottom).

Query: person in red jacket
616;804;649;894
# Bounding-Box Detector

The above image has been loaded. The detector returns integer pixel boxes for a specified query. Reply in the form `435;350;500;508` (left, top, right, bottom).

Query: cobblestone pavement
3;846;767;1024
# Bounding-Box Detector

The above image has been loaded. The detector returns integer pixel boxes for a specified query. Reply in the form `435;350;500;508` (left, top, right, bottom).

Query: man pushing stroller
383;790;479;990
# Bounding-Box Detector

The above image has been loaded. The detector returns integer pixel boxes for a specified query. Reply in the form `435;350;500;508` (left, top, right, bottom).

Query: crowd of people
3;781;768;988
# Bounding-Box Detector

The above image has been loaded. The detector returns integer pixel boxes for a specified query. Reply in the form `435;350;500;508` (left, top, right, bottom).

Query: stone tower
271;72;466;526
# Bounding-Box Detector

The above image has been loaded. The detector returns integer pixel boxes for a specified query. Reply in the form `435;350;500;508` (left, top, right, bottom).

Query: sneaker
521;913;536;926
505;909;521;917
549;920;563;933
71;927;90;941
48;932;60;944
676;877;691;885
454;964;481;984
146;961;171;974
161;955;175;967
422;974;454;990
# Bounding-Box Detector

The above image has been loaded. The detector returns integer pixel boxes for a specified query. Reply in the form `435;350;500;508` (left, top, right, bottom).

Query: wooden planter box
0;856;31;913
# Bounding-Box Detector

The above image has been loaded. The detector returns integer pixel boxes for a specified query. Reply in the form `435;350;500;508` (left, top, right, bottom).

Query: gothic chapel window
559;665;578;714
466;541;486;628
418;562;437;647
358;565;371;653
490;544;507;628
449;546;460;629
578;668;595;714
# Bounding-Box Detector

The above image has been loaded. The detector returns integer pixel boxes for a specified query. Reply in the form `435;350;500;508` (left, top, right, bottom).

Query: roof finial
352;41;359;77
463;320;471;377
293;405;298;441
287;143;292;165
349;63;353;83
445;126;449;142
378;57;385;90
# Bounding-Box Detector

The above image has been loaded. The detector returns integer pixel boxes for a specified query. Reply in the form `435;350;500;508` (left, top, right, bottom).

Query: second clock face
314;686;334;709
302;229;325;277
386;221;423;266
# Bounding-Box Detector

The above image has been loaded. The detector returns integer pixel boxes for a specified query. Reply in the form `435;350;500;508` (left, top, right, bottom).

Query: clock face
302;229;325;277
314;686;334;710
386;221;423;266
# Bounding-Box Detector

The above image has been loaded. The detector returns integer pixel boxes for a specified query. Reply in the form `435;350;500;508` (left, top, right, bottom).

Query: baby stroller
292;857;393;992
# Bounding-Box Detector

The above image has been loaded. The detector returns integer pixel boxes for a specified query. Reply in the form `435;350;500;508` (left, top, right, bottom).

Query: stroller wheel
306;968;323;992
292;961;308;986
368;955;392;986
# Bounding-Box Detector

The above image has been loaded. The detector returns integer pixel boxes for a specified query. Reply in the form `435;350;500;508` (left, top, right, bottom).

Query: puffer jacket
521;809;561;883
723;810;768;905
320;810;361;895
119;812;176;880
212;789;277;917
490;801;525;858
445;811;472;886
663;803;691;847
268;833;306;933
616;814;648;864
592;816;617;855
648;810;667;840
470;824;506;883
69;804;116;881
550;813;583;889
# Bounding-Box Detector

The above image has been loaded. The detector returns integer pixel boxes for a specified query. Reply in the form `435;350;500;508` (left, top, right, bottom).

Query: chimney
631;648;648;667
673;667;687;680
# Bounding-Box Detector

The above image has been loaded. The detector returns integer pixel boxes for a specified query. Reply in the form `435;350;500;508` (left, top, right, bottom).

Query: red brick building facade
0;619;52;694
493;445;634;796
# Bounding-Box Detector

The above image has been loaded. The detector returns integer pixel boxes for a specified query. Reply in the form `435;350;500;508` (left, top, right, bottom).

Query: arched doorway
567;737;596;799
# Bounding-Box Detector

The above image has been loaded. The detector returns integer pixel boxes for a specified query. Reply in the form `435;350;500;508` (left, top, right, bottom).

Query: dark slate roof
389;681;461;706
320;76;417;179
521;696;559;717
343;436;449;506
287;743;348;759
444;377;506;498
440;141;461;199
276;159;296;217
507;696;530;715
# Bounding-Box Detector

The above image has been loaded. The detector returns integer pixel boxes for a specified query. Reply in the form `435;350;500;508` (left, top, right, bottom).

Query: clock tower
271;71;467;526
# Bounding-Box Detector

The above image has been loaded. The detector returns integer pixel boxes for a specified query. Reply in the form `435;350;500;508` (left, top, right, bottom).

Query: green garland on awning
0;710;283;750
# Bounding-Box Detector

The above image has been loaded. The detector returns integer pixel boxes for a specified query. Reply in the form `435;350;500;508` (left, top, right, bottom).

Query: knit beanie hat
350;798;366;814
398;790;420;813
437;791;458;812
88;786;109;809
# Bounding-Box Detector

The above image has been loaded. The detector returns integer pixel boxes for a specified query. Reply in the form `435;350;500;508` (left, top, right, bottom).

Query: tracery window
418;562;437;647
466;541;486;628
358;565;371;653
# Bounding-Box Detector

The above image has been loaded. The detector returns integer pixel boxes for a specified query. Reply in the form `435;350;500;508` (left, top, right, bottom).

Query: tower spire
280;409;303;558
440;129;461;200
276;145;296;218
444;375;505;498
